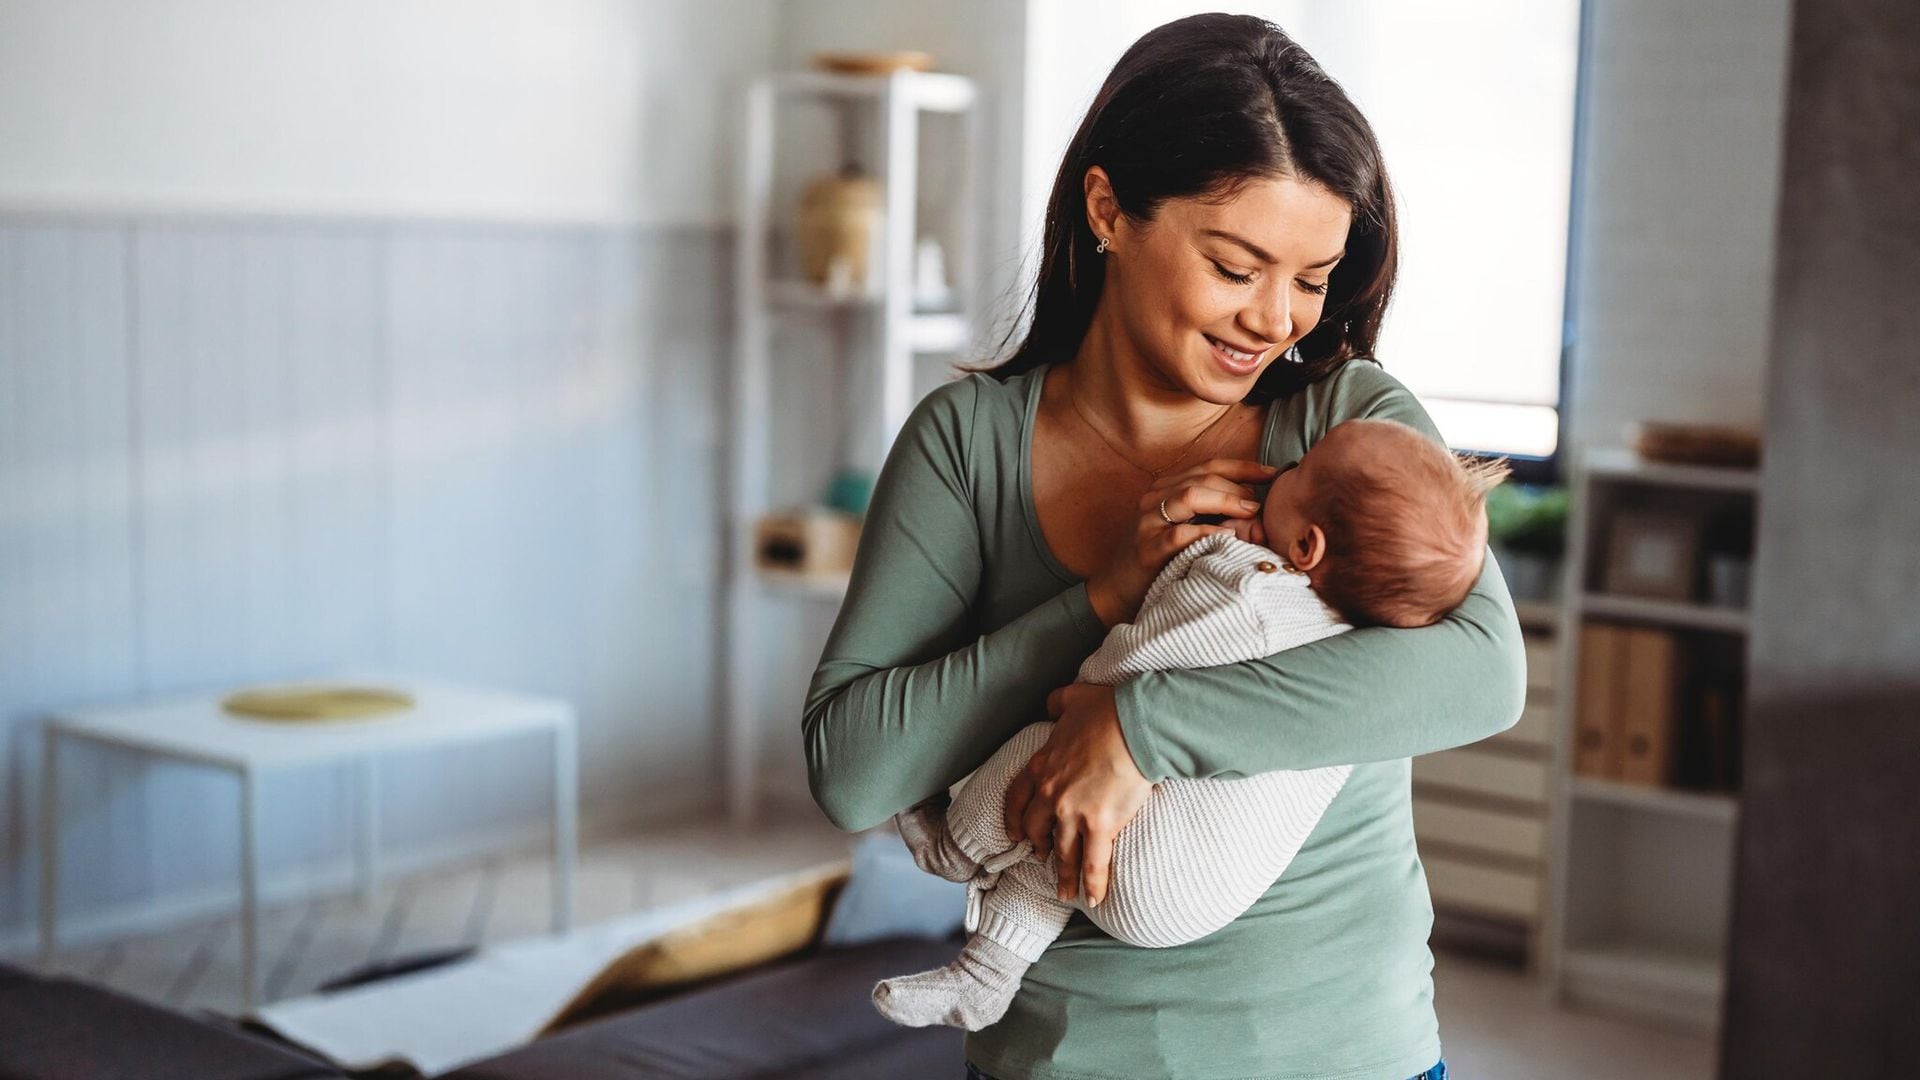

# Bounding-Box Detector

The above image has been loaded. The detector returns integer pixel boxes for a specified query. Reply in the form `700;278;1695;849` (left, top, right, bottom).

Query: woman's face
1089;168;1353;401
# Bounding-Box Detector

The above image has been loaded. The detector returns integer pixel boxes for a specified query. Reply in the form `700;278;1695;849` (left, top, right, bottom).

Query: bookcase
1410;599;1558;964
725;69;982;824
1542;447;1757;1036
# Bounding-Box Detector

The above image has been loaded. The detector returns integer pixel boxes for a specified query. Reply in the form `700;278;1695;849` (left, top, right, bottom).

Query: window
1021;1;1584;476
1291;1;1582;472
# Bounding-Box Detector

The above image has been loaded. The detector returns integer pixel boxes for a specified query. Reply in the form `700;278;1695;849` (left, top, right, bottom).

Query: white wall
0;0;779;952
1019;0;1789;455
1018;1;1307;286
1563;0;1792;450
0;0;776;224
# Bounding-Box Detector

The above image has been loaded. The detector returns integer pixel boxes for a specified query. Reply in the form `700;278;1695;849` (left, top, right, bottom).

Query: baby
871;417;1511;1030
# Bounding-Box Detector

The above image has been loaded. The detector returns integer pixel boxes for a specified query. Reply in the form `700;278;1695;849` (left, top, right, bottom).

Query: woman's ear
1083;165;1123;246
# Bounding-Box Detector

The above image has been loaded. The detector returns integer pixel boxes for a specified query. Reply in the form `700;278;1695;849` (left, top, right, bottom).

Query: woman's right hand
1084;457;1281;627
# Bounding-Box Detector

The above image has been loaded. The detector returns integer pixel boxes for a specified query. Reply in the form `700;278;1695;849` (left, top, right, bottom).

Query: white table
38;670;578;1012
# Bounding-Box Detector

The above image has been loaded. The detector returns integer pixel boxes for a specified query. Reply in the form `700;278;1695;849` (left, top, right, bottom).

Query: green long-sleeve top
803;358;1527;1080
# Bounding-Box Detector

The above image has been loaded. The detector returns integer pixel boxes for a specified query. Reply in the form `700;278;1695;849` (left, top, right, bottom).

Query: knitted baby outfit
872;532;1356;1029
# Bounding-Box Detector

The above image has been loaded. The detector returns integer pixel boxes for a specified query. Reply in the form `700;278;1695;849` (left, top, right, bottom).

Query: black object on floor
316;946;477;994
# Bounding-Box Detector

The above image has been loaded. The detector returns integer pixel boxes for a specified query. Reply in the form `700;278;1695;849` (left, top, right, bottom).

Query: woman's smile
1204;332;1267;376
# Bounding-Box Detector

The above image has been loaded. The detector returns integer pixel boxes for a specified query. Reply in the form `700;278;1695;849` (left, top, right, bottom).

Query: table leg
38;729;60;969
551;721;577;934
239;769;261;1012
356;755;379;904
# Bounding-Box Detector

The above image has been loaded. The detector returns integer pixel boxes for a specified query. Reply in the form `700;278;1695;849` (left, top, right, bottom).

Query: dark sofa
0;933;965;1079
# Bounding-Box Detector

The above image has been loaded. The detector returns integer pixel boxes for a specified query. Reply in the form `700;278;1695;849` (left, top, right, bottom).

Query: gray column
1720;2;1920;1075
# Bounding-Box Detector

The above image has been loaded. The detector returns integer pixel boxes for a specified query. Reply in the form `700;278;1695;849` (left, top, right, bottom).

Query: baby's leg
896;720;1052;884
894;795;979;883
871;859;1071;1030
1086;766;1352;948
944;721;1054;872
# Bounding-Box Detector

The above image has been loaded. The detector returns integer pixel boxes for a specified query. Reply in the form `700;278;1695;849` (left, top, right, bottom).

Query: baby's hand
1225;514;1265;546
1188;510;1265;546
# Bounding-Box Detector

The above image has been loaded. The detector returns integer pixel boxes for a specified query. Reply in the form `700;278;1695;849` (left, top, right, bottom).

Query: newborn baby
871;417;1511;1030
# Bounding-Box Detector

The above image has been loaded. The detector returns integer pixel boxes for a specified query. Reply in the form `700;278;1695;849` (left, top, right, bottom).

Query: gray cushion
0;960;343;1080
440;936;965;1080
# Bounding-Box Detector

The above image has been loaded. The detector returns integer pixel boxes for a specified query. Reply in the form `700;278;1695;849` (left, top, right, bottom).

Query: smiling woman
803;13;1522;1080
1080;168;1352;388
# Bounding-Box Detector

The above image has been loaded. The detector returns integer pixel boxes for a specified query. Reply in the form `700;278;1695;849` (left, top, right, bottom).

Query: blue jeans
966;1059;1447;1080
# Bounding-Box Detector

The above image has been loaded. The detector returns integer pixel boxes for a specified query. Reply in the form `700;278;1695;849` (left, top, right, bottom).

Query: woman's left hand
1003;683;1155;907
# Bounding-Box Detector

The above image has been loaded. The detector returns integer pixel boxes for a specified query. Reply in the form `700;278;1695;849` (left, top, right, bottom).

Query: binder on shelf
1574;622;1627;779
1618;627;1682;787
1675;632;1745;793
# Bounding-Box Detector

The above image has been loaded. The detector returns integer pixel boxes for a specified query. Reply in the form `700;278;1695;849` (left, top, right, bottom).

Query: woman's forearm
1111;546;1527;780
804;582;1106;832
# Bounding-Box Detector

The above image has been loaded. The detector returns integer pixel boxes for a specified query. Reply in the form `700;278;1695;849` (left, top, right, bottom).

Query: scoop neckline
1015;363;1284;587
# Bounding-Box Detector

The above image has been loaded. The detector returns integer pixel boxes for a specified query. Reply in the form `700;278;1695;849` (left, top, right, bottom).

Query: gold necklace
1064;364;1249;480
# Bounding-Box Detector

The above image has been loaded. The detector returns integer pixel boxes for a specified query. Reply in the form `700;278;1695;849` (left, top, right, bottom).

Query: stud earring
1095;236;1110;254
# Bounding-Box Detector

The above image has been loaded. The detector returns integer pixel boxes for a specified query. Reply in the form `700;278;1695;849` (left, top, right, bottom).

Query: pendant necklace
1063;364;1250;480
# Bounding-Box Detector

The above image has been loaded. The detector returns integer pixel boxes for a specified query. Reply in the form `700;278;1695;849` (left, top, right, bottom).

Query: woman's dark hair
963;13;1398;402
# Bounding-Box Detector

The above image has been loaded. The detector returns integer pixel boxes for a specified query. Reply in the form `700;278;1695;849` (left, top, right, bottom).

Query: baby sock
870;934;1030;1030
894;800;982;883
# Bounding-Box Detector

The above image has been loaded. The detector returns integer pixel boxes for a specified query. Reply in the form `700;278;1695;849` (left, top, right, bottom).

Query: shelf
766;279;877;309
767;69;979;113
909;312;970;353
1579;592;1749;634
1582;447;1760;494
1571;777;1739;824
765;281;969;352
1513;599;1560;632
754;568;850;600
731;67;980;828
1561;937;1725;1029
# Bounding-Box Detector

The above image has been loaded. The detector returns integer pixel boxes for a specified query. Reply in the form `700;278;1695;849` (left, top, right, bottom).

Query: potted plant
1485;481;1569;603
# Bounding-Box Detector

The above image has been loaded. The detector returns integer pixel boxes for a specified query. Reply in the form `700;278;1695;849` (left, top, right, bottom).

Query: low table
39;670;578;1012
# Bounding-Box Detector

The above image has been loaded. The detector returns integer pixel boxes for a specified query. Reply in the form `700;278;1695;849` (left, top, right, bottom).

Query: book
1618;627;1682;787
1574;623;1627;778
1674;633;1745;792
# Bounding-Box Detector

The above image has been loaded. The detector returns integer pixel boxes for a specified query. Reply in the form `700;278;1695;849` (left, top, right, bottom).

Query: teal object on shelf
822;468;875;516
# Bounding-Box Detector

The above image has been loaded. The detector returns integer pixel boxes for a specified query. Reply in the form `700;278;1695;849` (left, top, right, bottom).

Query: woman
803;14;1521;1080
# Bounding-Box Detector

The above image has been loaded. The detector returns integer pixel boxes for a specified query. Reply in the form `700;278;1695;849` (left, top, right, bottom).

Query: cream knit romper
945;531;1355;962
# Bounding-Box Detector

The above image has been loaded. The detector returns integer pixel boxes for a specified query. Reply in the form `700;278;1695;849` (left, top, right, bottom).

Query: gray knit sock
894;800;980;883
870;934;1030;1030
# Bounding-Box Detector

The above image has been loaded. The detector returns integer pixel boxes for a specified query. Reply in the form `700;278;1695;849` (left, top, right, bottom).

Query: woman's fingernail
1241;500;1259;511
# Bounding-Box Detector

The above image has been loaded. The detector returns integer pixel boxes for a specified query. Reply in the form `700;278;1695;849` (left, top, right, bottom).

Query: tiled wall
0;215;750;945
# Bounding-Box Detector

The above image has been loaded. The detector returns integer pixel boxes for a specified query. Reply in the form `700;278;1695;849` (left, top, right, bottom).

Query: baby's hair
1305;421;1512;628
1455;452;1514;502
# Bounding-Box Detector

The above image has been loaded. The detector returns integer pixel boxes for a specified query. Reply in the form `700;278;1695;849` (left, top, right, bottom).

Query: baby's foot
894;799;981;883
871;936;1029;1031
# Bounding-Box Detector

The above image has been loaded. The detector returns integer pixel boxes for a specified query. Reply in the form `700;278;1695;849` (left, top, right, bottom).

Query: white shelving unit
1542;446;1759;1036
1410;596;1558;961
723;69;982;826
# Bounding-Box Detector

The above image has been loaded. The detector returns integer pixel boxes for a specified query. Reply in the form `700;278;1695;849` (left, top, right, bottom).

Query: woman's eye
1210;260;1255;285
1297;279;1331;296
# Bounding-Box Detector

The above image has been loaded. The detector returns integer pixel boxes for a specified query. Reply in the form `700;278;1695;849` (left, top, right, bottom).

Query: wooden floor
19;812;1716;1079
23;812;854;1017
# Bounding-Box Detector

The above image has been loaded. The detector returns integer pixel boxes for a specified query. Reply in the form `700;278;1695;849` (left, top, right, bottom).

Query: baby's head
1261;419;1511;629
